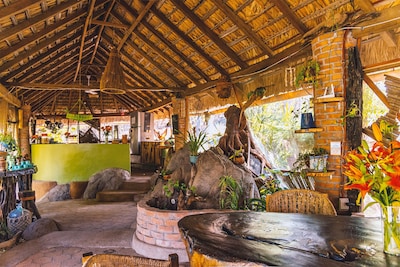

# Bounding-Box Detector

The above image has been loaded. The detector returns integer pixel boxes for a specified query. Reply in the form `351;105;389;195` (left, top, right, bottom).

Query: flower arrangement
101;125;112;143
343;120;400;254
101;125;112;137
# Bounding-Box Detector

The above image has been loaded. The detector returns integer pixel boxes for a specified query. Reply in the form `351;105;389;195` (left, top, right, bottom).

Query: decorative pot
232;156;245;165
300;113;315;129
381;206;400;255
189;155;198;164
309;155;328;172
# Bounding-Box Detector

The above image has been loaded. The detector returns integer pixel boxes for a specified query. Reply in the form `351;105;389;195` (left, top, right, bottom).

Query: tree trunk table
178;211;400;266
0;167;37;220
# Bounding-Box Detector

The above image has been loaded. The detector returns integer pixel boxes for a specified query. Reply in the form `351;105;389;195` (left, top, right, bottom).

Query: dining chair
266;189;337;216
82;253;179;267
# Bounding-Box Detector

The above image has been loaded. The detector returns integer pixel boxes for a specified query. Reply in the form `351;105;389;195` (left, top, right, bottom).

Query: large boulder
22;218;60;240
46;184;71;201
150;147;259;209
83;168;130;199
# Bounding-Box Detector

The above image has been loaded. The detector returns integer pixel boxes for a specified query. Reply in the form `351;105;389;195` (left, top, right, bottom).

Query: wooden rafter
150;6;228;78
89;0;116;64
270;0;308;34
213;0;274;57
170;0;247;69
73;0;96;82
111;10;200;85
117;0;157;51
352;1;400;45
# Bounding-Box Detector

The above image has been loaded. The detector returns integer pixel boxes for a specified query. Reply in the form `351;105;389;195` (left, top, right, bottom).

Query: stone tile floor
1;195;189;266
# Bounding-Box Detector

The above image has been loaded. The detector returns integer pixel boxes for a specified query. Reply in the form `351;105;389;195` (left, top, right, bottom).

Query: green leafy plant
293;147;328;171
162;179;195;198
340;100;361;125
295;60;320;88
187;127;208;156
0;132;18;152
219;175;243;210
247;170;282;211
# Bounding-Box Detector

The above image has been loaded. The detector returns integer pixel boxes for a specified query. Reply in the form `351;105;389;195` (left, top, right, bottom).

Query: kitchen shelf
295;128;323;133
314;96;344;104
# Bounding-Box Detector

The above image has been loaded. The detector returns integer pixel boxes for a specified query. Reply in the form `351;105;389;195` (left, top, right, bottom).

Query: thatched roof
0;0;399;118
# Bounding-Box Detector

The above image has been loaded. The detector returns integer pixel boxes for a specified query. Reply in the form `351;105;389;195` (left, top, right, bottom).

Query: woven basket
7;209;32;235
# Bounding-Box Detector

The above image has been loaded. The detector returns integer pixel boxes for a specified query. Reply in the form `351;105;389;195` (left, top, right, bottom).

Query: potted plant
295;60;321;88
229;147;245;165
187;127;208;164
293;147;329;172
308;147;329;172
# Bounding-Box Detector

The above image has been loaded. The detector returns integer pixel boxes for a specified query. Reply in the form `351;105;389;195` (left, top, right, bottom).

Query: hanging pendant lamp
100;47;126;94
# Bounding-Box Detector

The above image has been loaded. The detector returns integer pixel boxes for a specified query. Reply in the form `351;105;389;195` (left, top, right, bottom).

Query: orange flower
343;120;400;208
344;183;371;198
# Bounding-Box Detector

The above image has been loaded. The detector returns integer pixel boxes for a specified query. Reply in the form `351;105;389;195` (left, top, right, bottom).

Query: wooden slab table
178;211;400;266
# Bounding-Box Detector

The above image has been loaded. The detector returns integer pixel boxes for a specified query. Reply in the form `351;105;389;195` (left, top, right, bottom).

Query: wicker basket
7;209;32;235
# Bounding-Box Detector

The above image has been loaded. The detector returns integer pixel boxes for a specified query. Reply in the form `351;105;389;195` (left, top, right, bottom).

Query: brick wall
136;198;223;249
311;31;347;207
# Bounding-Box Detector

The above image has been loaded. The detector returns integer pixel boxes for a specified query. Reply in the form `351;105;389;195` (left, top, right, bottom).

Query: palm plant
187;127;208;156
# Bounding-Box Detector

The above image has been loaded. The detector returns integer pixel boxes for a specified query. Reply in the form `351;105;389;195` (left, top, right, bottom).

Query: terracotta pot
233;156;245;165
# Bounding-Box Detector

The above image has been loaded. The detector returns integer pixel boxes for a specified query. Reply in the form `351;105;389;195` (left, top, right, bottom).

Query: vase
381;206;400;255
189;155;198;164
105;135;109;144
300;113;316;129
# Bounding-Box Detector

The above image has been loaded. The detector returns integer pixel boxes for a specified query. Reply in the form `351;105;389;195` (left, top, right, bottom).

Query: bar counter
31;143;130;184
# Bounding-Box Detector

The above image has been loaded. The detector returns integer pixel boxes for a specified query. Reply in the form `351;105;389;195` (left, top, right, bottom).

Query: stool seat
18;190;41;219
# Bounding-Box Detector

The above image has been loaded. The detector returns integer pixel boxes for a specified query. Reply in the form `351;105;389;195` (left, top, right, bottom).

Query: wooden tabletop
178;211;400;266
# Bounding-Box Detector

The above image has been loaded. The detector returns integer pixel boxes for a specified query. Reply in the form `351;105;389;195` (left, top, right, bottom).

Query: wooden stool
18;190;41;219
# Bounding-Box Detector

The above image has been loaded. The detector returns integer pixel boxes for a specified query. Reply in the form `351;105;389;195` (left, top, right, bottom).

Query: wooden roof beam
0;84;21;107
73;0;96;82
0;19;84;73
214;0;274;57
0;0;40;18
2;31;82;83
170;0;247;69
270;0;308;34
111;11;200;85
117;0;157;51
352;0;400;46
116;0;210;82
149;5;228;77
0;0;83;43
0;8;86;60
89;0;116;64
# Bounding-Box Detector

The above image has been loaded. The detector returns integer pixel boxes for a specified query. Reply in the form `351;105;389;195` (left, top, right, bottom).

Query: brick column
311;31;347;207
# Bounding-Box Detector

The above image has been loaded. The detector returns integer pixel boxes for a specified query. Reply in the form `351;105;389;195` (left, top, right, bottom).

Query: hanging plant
295;60;321;88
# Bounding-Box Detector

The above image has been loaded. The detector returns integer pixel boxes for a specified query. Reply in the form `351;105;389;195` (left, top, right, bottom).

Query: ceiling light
100;47;126;94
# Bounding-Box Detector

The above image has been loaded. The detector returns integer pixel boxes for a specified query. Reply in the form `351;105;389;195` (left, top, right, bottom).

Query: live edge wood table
178;211;400;267
0;167;39;220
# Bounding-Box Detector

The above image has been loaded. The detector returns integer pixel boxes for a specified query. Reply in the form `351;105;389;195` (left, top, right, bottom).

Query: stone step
96;190;148;202
120;179;151;191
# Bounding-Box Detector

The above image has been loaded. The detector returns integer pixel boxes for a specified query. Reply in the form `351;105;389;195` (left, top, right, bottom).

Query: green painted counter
31;144;130;184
